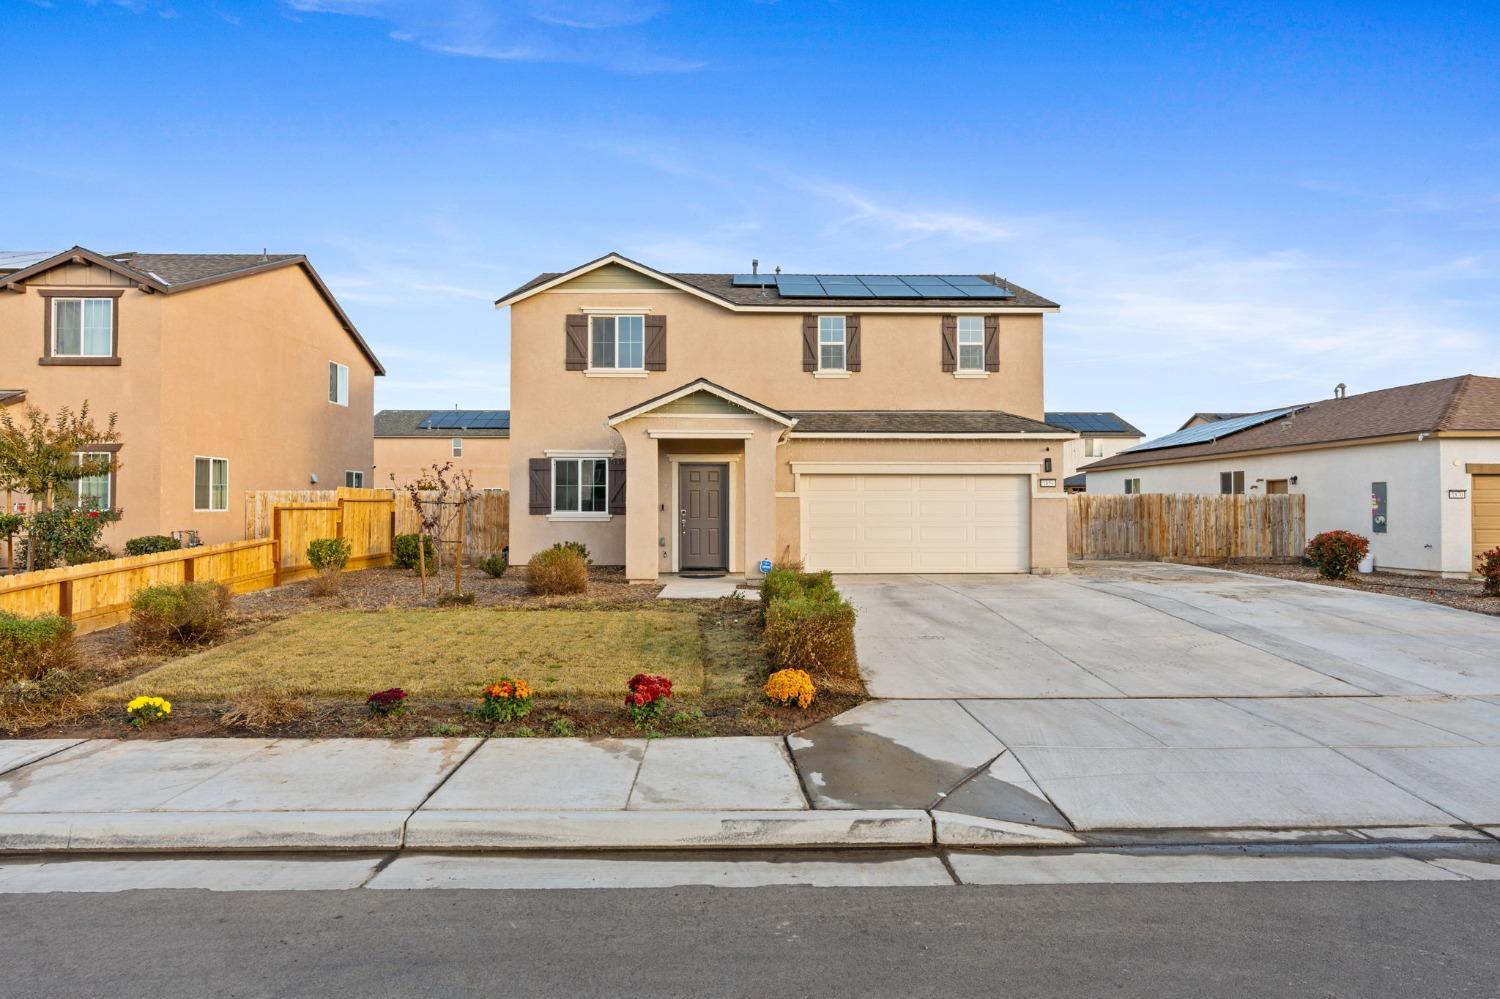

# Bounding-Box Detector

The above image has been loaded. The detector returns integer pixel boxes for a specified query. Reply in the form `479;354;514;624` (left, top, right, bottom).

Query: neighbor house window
1084;438;1105;458
452;438;463;458
1220;470;1246;495
52;298;114;357
66;452;112;510
956;316;985;372
344;470;365;488
589;315;644;370
818;316;846;371
194;457;229;512
552;457;607;514
328;361;349;406
1124;478;1141;494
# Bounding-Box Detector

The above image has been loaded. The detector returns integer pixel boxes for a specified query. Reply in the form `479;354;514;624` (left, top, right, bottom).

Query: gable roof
1085;375;1500;472
495;252;1059;312
1044;412;1144;437
375;409;510;438
787;410;1070;436
607;378;796;427
1176;411;1249;431
0;389;25;407
0;246;383;375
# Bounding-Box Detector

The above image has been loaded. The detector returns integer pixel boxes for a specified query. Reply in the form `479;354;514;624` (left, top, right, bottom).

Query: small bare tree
397;462;476;599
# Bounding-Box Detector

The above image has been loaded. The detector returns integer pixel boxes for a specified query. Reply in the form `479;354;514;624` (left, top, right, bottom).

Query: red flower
89;511;100;519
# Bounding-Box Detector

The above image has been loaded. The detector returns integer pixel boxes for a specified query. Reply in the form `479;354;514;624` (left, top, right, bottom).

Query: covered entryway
1474;472;1500;572
801;472;1031;573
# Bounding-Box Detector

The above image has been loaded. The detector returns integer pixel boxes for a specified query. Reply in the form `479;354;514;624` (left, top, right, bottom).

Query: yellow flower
763;669;816;709
125;695;172;718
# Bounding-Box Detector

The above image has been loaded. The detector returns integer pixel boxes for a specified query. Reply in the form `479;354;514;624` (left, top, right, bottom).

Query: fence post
58;579;73;621
183;556;195;583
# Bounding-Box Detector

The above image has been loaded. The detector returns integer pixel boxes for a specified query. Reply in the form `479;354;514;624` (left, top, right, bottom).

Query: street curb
0;811;408;853
403;809;935;850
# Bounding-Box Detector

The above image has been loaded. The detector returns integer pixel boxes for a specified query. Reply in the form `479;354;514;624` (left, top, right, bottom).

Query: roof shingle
374;409;510;438
787;410;1066;435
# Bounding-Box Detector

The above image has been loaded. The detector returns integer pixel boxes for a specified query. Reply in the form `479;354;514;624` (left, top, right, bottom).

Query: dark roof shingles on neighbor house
111;253;302;287
787;410;1064;435
375;410;511;438
1087;375;1500;471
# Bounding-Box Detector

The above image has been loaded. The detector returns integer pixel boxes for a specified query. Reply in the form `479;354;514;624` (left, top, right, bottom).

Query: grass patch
106;608;702;701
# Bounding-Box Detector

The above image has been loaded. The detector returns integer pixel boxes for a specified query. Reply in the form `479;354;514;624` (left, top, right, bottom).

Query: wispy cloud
282;0;704;72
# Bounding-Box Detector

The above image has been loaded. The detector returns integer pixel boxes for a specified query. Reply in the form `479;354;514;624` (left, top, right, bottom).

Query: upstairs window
1220;470;1246;495
956;316;985;372
553;457;607;514
328;361;349;406
1084;438;1105;458
818;315;846;371
452;438;463;458
345;470;365;488
590;315;644;370
194;457;229;512
52;298;114;357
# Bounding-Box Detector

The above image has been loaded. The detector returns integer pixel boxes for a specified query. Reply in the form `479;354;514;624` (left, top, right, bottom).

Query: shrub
480;553;508;579
764;668;816;709
23;507;119;568
1305;530;1371;580
2;668;84;706
478;677;533;722
307;536;353;596
527;545;588;595
0;612;76;682
1478;546;1500;597
216;692;307;732
366;687;407;716
124;535;182;557
437;592;476;606
392;533;436;570
763;591;859;681
554;540;591;565
625;673;673;724
125;695;171;728
129;581;232;648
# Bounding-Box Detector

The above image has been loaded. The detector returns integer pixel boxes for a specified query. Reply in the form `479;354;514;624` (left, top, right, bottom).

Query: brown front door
679;463;727;570
1266;479;1289;494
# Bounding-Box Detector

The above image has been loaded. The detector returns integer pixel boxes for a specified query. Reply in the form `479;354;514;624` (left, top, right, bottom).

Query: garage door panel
1475;476;1500;570
803;473;1031;574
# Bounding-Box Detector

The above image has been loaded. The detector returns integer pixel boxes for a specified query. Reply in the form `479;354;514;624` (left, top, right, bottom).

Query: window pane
820;342;845;370
818;316;845;337
590;316;616;368
54;300;82;355
82;299;112;355
337;364;349;404
212;459;228;510
581;459;607;512
195;458;211;509
958;344;984;370
553;459;580;512
329;362;338;401
957;316;984;336
616;316;644;369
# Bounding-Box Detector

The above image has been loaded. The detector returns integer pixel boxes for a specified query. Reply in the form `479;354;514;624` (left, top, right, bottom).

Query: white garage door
802;473;1031;573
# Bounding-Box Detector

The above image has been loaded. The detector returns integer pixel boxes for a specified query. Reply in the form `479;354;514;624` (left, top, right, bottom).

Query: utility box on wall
1371;481;1388;534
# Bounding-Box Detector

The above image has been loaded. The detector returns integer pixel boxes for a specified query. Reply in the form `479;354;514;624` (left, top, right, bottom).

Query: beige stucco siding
375;436;510;490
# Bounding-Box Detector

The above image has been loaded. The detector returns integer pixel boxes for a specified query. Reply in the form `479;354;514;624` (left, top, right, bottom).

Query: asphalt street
1;881;1496;998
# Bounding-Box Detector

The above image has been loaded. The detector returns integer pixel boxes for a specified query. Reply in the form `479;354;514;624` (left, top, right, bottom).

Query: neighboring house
1177;411;1247;431
1044;412;1144;492
374;409;510;489
496;253;1074;581
0;246;382;547
1082;376;1500;577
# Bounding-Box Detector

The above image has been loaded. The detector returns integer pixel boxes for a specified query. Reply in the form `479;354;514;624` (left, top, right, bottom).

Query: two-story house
1043;412;1144;491
374;409;510;489
497;253;1073;582
0;246;383;548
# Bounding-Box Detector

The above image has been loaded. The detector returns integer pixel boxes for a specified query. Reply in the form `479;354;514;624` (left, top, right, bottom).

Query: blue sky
6;1;1498;437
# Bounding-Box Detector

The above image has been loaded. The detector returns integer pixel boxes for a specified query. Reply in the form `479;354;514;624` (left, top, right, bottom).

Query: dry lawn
105;607;703;700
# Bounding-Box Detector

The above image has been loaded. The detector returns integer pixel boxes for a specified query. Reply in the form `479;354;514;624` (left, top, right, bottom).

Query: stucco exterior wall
1059;435;1140;479
375;436;510;490
507;281;1054;569
1;262;376;548
1440;437;1500;576
1084;439;1454;573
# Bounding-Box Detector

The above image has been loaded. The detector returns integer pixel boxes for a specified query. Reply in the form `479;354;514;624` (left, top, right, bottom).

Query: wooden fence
1068;493;1306;564
247;488;508;560
0;538;278;636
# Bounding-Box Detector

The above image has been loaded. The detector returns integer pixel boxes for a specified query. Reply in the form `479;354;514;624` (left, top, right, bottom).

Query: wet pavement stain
789;722;980;810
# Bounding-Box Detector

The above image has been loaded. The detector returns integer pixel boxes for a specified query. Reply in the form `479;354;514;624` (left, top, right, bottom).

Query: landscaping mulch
1234;562;1500;617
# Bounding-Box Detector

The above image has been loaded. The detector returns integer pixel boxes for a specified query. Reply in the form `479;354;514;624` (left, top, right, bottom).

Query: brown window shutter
845;315;861;372
941;315;957;372
608;458;627;514
564;315;588;371
984;315;999;372
644;315;666;371
528;458;551;514
802;314;818;371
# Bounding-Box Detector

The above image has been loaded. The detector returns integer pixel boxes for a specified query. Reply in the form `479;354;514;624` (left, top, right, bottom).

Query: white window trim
52;297;115;358
329;361;349;406
588;314;647;373
452;437;463;458
548;455;611;521
817;316;847;373
952;371;989;379
955;316;986;373
193;456;230;513
345;470;365;488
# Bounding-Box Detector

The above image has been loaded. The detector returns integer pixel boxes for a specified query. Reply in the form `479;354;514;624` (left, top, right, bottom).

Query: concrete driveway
841;561;1500;699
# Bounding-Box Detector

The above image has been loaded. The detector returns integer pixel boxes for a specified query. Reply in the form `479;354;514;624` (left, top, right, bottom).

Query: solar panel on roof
768;273;1019;300
731;274;777;287
776;277;825;296
1126;407;1302;454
